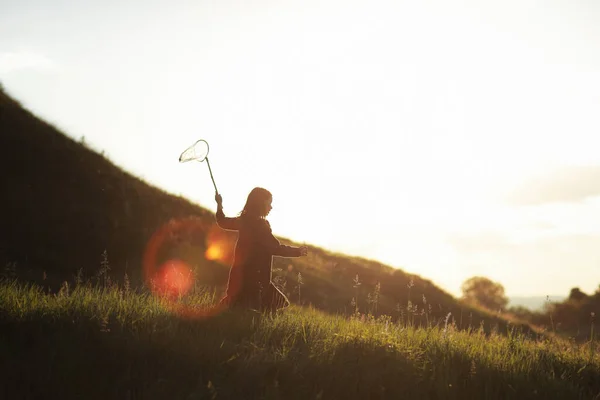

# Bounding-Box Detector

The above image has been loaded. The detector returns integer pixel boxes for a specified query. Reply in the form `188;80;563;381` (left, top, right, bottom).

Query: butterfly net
179;140;209;163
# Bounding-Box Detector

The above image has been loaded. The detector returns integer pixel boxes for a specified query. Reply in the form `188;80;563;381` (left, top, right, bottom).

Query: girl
215;187;308;312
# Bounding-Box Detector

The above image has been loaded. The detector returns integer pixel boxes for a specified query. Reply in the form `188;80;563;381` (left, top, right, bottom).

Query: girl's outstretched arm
274;243;307;257
215;194;240;231
257;220;307;257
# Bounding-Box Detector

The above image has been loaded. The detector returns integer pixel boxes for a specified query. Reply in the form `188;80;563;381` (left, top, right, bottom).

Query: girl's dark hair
240;187;272;218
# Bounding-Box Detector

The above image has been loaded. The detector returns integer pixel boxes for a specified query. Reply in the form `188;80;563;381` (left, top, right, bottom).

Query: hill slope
0;85;533;334
0;86;216;284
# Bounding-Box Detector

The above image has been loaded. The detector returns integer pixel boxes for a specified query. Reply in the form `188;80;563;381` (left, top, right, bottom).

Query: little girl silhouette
215;187;308;312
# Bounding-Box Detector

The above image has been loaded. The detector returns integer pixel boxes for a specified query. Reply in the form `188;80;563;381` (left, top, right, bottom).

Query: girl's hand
299;246;308;256
215;193;223;207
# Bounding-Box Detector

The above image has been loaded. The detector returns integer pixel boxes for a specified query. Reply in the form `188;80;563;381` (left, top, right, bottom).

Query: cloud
446;232;512;254
528;221;556;231
448;231;600;257
446;231;600;295
0;51;58;74
505;165;600;206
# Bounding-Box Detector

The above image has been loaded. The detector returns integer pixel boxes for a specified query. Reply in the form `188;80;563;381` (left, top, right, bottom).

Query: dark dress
216;207;303;311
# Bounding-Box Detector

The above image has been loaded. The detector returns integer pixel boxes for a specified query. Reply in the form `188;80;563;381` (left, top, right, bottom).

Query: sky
2;0;600;298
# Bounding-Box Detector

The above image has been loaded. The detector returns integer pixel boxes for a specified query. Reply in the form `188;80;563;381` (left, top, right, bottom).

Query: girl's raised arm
215;194;240;231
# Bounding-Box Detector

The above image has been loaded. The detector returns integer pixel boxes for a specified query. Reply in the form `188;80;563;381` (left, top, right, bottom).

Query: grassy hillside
0;85;215;287
1;279;598;400
0;85;538;336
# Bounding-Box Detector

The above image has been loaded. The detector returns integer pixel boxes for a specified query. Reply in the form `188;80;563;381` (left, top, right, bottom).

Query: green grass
1;280;598;400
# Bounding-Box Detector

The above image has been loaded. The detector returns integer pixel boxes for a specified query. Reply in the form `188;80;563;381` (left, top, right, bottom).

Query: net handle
205;157;219;195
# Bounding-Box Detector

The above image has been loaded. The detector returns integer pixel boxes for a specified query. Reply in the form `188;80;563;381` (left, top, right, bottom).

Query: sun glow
4;0;600;296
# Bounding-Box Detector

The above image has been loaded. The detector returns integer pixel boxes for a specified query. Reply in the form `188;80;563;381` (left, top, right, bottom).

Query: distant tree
461;276;508;311
507;305;538;322
567;287;588;302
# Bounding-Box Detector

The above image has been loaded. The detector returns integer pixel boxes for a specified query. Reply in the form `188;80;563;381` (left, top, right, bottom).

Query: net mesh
179;140;209;163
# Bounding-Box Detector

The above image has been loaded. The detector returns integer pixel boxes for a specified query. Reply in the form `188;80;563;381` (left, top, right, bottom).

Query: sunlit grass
0;279;598;399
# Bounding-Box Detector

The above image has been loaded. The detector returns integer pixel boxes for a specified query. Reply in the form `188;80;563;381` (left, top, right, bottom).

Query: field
1;279;599;400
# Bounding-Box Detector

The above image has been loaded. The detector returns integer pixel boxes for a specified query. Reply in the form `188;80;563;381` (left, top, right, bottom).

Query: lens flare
154;260;193;297
142;217;239;319
205;243;224;261
204;223;235;265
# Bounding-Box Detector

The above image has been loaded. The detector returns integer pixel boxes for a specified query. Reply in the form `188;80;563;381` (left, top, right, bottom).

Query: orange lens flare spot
205;243;224;261
154;260;193;297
